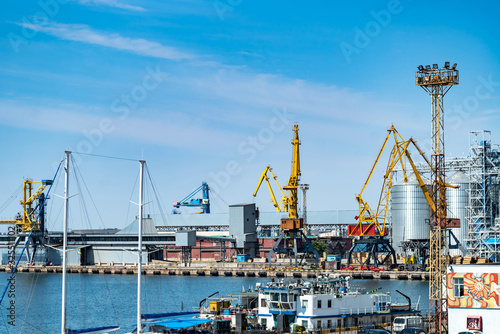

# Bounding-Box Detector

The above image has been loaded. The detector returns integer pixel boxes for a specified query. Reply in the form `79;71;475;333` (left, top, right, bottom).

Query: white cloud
180;69;399;127
0;102;241;150
17;22;194;61
75;0;146;12
238;51;264;58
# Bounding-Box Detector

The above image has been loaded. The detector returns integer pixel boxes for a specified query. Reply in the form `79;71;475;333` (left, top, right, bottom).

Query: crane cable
0;185;22;215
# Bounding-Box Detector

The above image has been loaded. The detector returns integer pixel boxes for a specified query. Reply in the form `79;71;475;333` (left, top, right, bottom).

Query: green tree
312;240;327;254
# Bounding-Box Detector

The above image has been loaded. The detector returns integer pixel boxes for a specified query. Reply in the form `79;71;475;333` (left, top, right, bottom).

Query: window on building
317;299;322;308
327;299;332;308
453;277;465;297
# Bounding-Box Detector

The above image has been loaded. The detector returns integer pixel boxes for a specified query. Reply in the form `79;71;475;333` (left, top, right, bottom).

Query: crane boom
253;124;301;218
358;125;396;197
253;166;286;213
349;126;456;237
172;182;210;214
282;124;301;219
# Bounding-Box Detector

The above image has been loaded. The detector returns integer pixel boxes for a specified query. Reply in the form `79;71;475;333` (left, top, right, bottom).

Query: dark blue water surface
0;273;429;334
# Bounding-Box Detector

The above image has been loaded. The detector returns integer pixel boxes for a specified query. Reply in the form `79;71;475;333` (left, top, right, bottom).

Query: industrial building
394;130;500;262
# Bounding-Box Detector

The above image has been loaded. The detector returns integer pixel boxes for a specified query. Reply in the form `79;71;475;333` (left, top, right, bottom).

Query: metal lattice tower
416;62;459;334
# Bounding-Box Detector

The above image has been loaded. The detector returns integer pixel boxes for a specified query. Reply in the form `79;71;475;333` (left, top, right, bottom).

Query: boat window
327;320;331;328
302;300;308;309
327;299;332;308
317;299;322;308
316;320;321;329
453;277;465;297
281;293;288;302
262;319;267;327
261;298;266;307
271;293;279;301
301;320;307;328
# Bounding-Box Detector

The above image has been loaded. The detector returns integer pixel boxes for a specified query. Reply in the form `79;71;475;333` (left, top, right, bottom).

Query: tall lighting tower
416;62;459;334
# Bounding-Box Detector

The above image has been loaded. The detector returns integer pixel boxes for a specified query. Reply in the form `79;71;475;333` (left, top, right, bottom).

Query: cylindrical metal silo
391;173;431;254
446;170;469;256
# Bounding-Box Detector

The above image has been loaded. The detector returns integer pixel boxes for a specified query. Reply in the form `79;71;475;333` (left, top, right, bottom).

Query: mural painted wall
447;272;500;308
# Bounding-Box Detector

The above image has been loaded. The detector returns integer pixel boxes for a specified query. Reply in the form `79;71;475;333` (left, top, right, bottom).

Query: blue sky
1;0;499;231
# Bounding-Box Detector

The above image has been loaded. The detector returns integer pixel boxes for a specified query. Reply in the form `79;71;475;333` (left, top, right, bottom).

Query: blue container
237;254;250;262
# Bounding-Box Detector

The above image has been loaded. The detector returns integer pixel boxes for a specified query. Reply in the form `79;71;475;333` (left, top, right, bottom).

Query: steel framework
466;131;500;260
416;62;459;334
403;131;500;259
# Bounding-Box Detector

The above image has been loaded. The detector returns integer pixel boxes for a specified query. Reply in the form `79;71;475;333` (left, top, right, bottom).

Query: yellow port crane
253;123;302;219
0;179;53;232
282;123;301;220
350;126;434;237
347;125;458;266
0;179;53;265
253;124;318;266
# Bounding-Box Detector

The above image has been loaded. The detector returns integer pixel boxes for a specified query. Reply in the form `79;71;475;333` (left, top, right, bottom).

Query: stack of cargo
462;256;475;264
476;257;491;264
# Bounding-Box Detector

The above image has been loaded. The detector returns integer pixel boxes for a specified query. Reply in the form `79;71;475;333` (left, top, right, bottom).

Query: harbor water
0;273;429;334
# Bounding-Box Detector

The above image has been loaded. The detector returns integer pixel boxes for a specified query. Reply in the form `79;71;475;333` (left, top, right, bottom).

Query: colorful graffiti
447;272;500;308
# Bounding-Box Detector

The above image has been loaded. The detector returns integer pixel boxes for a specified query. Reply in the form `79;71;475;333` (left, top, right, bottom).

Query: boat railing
268;301;295;310
340;304;390;315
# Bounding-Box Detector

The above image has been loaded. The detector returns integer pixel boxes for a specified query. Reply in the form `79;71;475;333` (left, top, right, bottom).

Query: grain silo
391;173;431;254
446;170;469;256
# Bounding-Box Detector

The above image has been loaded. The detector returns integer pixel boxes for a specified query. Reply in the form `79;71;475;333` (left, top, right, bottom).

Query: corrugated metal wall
446;171;469;256
391;174;431;254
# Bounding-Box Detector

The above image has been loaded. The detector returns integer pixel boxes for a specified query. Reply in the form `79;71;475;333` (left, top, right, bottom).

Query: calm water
0;273;429;334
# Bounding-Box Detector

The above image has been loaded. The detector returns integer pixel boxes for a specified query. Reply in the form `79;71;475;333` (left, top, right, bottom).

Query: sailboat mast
61;151;70;334
137;160;145;333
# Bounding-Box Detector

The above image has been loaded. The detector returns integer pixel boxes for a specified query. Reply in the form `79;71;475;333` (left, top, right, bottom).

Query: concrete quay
0;263;429;280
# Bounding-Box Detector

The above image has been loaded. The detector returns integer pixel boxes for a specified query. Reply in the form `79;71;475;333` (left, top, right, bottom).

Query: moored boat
256;274;419;332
